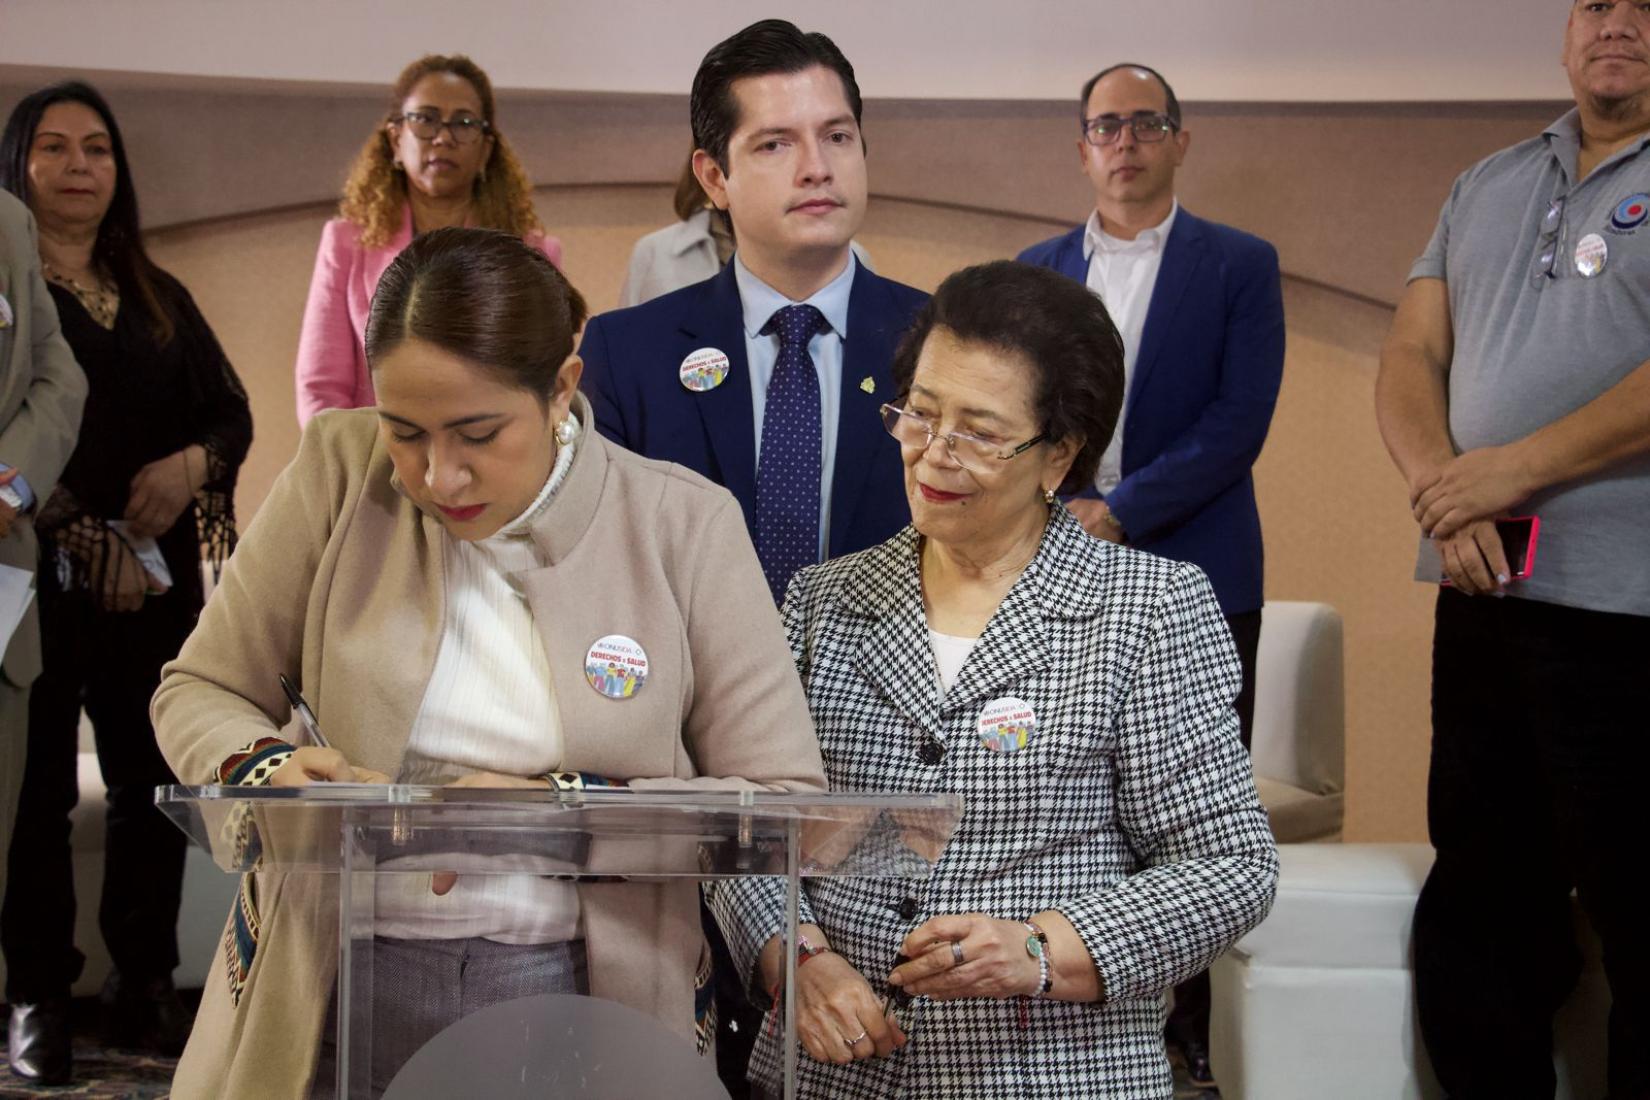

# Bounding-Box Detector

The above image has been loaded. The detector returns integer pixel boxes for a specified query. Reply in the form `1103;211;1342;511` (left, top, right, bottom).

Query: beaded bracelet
1023;920;1053;998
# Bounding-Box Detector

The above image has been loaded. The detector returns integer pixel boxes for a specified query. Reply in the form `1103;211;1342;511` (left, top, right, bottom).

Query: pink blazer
293;206;563;425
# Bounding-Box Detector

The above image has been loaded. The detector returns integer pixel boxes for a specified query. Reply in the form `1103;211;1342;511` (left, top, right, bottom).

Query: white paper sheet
106;520;175;590
0;563;35;656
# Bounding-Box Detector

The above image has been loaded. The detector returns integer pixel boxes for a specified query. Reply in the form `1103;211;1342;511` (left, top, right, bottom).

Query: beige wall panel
1256;282;1432;842
141;184;1430;843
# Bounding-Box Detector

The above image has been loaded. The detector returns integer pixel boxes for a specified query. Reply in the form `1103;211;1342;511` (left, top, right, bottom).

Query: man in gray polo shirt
1375;3;1650;1095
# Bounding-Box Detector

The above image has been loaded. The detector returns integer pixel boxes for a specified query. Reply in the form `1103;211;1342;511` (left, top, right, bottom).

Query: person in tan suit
151;227;825;1099
0;185;86;1078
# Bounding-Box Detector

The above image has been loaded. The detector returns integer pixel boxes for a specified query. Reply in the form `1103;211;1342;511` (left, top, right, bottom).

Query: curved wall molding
0;66;1565;306
0;0;1575;102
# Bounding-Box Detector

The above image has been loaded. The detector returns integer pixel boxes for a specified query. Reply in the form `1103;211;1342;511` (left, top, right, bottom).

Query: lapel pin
859;376;875;395
978;696;1037;754
679;348;730;392
1575;233;1608;278
584;634;650;699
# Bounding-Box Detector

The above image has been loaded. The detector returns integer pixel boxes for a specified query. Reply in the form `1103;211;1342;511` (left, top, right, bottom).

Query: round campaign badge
1575;233;1609;278
977;696;1037;754
1610;193;1650;232
584;635;649;700
679;348;730;392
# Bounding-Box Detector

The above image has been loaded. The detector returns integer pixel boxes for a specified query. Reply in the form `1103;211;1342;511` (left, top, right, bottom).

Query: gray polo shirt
1410;108;1650;617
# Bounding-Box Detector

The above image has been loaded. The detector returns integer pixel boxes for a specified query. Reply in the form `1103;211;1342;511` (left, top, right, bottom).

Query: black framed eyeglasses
392;110;492;145
880;404;1046;470
1081;112;1178;146
1530;195;1566;290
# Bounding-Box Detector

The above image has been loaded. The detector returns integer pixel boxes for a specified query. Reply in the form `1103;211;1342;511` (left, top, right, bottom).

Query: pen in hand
278;674;330;750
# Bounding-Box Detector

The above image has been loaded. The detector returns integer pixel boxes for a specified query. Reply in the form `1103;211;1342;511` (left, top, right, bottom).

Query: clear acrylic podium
157;786;962;1098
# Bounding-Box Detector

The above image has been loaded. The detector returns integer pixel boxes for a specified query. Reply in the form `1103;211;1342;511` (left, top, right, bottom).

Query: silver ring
951;940;965;967
845;1029;868;1045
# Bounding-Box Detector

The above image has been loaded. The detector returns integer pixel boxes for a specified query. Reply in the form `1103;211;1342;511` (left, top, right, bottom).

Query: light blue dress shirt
734;252;856;561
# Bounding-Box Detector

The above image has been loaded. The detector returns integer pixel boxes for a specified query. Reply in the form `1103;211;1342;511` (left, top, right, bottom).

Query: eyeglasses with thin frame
1531;195;1566;290
880;403;1046;470
392;110;492;146
1081;112;1178;147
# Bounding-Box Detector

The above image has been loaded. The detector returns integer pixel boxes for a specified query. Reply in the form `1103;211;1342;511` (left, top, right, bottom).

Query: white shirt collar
1083;199;1180;261
733;251;856;341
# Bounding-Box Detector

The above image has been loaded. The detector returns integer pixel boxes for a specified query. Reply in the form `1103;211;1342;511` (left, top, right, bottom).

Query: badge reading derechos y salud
584;635;649;700
679;348;730;392
977;696;1037;753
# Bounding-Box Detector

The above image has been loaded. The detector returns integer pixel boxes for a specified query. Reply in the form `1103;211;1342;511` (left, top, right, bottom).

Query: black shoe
100;971;193;1057
7;998;73;1084
1180;1038;1217;1090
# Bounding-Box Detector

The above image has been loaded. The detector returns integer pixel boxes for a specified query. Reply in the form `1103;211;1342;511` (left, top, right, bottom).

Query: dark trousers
707;904;757;1100
1166;607;1262;1055
2;583;194;1002
1415;589;1649;1100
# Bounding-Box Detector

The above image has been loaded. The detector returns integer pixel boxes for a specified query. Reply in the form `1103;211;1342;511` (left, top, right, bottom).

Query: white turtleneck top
374;421;584;945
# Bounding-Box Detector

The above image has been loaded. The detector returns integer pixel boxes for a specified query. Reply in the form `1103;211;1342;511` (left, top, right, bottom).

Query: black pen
278;674;331;750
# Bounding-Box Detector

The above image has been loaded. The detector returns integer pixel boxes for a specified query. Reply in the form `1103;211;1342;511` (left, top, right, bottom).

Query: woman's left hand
125;445;206;538
887;913;1041;1001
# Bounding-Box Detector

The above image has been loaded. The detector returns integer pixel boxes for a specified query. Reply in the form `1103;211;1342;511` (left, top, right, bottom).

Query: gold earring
1043;487;1056;505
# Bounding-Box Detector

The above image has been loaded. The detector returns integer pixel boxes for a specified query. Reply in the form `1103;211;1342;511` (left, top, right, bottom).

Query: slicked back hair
366;227;588;404
690;19;862;173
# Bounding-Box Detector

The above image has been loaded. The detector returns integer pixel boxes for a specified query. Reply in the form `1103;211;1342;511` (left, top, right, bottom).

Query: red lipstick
437;503;485;522
918;483;968;504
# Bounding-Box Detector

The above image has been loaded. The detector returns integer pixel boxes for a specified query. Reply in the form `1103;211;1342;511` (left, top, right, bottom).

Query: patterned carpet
0;999;179;1099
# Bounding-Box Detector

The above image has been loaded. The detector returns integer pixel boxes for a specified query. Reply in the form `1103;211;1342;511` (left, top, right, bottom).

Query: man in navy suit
580;20;925;605
578;20;925;1094
1019;62;1284;1090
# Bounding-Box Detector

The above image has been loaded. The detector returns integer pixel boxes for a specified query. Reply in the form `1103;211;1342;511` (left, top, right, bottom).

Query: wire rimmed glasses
880;404;1046;471
1530;195;1567;289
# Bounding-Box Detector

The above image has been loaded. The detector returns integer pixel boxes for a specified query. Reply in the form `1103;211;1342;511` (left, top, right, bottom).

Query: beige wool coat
153;397;825;1098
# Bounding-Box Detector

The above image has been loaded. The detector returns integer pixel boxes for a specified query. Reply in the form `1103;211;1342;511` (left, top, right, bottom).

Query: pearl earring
555;418;577;446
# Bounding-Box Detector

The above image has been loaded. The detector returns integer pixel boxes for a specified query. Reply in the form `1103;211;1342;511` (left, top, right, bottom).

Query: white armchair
1210;843;1609;1099
1251;601;1346;842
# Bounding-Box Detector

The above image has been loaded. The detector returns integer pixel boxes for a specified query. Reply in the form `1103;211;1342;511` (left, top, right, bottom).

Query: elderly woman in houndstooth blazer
712;260;1279;1099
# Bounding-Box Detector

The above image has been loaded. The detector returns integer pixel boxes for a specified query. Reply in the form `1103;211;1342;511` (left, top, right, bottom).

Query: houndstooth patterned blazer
712;506;1279;1099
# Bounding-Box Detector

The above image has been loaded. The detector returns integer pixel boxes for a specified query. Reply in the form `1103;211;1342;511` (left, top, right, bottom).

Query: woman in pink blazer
295;54;561;425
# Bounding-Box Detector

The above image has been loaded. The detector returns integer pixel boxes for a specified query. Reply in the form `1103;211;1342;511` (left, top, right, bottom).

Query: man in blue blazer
1018;61;1284;1090
578;20;925;1095
581;20;925;606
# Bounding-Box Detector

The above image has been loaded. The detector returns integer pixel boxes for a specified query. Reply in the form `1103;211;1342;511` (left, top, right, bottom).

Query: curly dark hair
340;54;543;248
890;261;1124;495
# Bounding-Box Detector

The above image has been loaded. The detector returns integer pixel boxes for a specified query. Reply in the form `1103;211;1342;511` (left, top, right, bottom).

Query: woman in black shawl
0;80;251;1086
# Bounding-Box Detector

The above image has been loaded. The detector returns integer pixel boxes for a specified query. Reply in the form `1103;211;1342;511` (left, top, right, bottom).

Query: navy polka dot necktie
754;303;829;604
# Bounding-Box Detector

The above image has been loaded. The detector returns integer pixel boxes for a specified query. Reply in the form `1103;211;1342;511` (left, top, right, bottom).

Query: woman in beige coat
152;227;825;1098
